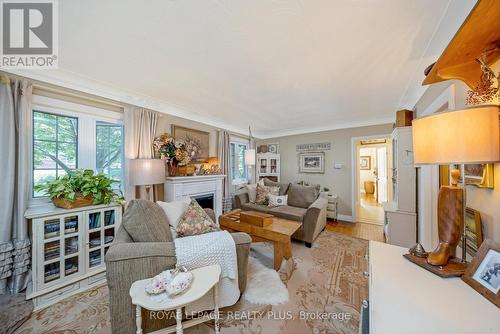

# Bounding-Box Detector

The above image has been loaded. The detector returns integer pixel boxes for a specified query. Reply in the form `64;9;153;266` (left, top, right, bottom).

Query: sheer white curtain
0;76;32;294
217;130;232;212
123;106;159;201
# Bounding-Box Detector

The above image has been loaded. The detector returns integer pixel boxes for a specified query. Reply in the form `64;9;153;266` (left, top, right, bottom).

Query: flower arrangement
153;133;201;176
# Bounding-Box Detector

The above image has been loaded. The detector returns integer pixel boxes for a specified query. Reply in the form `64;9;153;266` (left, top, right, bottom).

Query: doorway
354;137;392;225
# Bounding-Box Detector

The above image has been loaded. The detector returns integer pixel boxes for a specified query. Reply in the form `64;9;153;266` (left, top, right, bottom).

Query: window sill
231;179;248;186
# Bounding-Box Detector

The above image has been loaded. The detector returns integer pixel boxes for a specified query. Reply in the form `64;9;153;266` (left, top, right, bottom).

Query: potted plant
153;133;200;176
34;169;124;209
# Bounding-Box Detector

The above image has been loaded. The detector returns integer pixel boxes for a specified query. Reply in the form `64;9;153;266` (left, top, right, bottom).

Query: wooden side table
129;265;221;334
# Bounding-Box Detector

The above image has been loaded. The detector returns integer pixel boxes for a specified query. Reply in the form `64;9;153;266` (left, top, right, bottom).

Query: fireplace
192;193;214;210
164;175;225;219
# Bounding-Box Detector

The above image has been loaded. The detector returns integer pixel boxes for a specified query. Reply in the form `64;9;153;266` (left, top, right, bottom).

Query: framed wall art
298;152;325;174
360;156;371;170
172;125;210;162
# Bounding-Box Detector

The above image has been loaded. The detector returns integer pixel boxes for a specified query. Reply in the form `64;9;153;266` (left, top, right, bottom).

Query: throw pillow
287;184;320;209
176;199;219;237
263;178;291;196
255;184;279;205
245;179;265;203
122;199;173;242
268;194;288;207
156;198;191;229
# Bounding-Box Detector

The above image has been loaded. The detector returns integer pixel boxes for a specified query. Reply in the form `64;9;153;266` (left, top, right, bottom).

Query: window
96;122;124;188
31;96;124;199
230;142;248;184
33;111;78;197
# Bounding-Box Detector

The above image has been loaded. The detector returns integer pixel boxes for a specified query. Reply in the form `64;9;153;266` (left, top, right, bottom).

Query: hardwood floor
326;219;385;242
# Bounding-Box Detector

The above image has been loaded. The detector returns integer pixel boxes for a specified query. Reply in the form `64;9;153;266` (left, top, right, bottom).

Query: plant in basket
34;169;124;209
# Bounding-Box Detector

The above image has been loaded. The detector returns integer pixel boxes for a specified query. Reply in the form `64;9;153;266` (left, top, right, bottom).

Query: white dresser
25;203;122;310
367;241;500;334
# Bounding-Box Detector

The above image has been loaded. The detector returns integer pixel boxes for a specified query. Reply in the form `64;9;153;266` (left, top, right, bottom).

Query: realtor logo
1;0;58;68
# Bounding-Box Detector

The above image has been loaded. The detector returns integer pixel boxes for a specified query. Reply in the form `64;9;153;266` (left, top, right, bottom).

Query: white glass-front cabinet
27;204;122;310
256;153;280;182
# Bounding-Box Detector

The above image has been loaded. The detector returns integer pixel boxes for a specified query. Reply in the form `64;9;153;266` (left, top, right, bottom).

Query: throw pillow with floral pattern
176;199;219;237
255;184;279;205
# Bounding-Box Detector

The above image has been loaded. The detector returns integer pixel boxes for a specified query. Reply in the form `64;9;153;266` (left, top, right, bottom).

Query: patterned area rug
15;231;368;334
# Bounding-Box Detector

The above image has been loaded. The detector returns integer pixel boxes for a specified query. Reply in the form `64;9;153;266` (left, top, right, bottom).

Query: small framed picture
360;156;371;170
298;152;325;173
462;239;500;307
268;143;279;154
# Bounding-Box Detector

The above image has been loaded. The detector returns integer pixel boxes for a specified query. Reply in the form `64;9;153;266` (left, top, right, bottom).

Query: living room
1;1;499;334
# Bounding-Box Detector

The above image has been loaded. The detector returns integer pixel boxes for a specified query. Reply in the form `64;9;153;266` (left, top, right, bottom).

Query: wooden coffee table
219;209;302;270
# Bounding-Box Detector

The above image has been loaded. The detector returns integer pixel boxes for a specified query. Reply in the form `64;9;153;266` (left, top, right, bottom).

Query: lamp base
403;253;467;278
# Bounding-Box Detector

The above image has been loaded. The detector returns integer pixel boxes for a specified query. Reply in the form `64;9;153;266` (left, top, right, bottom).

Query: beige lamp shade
412;105;499;165
244;148;256;165
129;159;165;185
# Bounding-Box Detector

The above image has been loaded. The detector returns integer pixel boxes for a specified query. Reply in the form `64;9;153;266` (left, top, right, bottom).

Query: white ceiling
12;0;476;138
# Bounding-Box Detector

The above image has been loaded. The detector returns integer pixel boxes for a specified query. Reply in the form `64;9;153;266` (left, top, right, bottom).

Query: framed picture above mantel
172;125;210;163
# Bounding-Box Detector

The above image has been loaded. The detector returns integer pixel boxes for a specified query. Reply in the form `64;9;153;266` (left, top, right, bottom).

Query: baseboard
337;214;354;223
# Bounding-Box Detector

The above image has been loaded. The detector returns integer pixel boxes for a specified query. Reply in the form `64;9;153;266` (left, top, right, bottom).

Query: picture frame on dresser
462;239;500;307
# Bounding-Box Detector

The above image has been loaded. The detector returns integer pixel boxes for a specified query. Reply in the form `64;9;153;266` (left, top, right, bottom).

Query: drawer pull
363;271;369;278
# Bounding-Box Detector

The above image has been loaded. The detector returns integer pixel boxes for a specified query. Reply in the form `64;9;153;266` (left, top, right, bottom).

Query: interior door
377;147;388;203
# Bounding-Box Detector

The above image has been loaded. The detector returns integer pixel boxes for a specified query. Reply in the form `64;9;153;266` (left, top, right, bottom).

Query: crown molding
254;115;395;139
1;68;250;136
3;69;396;139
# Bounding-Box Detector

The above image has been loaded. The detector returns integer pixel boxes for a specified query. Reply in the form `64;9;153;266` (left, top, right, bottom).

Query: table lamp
410;105;499;276
129;159;166;201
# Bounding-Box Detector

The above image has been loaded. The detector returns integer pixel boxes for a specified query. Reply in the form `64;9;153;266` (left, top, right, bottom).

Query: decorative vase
167;161;179;176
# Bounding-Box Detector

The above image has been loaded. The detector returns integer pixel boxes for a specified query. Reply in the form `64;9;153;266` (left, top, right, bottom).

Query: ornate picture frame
172;125;210;163
298;152;324;174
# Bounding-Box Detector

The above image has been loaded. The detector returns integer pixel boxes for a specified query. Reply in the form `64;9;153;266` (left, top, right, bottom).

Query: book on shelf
104;211;115;226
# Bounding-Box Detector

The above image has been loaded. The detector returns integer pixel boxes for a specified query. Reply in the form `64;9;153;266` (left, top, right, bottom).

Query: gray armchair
105;206;251;334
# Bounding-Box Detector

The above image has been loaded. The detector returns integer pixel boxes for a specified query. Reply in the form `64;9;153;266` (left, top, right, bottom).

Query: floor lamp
129;159;166;201
407;105;499;277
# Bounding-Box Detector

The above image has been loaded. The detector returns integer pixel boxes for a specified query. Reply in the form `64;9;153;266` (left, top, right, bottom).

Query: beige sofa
105;200;251;334
234;179;328;247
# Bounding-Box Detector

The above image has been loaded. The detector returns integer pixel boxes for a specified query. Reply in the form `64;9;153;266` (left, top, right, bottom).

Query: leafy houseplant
35;169;124;209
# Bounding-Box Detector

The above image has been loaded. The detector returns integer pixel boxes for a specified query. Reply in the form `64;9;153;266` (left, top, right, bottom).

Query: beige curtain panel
0;75;32;294
124;106;159;201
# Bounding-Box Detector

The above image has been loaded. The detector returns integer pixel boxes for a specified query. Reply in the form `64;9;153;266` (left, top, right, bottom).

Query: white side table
129;265;221;334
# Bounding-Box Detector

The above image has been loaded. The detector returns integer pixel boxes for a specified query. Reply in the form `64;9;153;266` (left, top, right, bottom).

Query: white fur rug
242;256;289;305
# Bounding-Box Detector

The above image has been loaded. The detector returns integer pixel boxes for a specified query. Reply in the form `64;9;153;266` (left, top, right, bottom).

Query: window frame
30;95;123;206
229;138;249;186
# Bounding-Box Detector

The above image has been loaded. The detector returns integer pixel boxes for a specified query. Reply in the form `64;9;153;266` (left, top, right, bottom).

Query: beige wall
258;123;394;218
414;78;500;244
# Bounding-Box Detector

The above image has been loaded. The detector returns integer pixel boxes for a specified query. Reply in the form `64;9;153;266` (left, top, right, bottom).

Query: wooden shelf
423;0;500;88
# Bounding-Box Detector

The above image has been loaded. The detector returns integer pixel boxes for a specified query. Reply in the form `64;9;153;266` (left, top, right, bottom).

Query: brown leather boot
427;185;463;266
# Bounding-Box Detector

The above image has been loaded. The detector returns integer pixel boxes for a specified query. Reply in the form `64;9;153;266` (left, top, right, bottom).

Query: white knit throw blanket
174;230;239;314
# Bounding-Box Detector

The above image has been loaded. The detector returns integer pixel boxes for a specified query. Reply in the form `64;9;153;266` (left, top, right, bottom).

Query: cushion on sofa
241;202;272;213
176;199;219;237
255;184;279;205
263;178;291;196
287;184;320;209
269;205;307;222
122;199;173;242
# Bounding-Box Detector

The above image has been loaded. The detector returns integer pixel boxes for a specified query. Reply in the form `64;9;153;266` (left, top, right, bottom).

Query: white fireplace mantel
164;175;226;219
